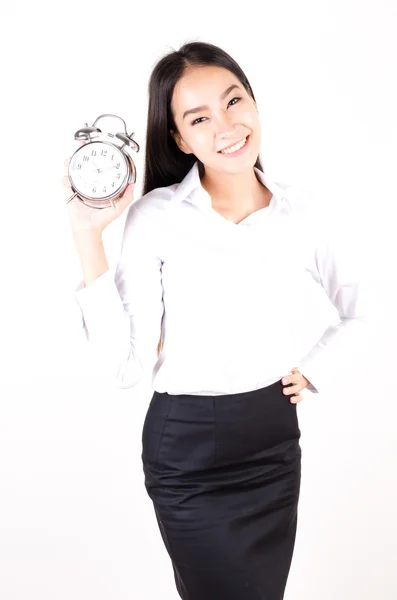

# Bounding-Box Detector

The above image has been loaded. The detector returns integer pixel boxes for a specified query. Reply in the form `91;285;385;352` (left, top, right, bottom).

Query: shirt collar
168;160;287;209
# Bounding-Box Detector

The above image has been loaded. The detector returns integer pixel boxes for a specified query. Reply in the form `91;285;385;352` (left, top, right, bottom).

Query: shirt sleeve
74;203;164;388
295;204;379;396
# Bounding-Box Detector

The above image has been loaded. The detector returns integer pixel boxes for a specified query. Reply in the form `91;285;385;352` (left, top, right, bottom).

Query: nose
212;111;237;139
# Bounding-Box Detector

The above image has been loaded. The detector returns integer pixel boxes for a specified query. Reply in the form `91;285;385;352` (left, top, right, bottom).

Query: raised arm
74;204;164;388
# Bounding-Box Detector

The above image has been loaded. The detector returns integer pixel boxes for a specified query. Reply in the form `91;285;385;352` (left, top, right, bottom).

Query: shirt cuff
305;381;319;394
296;366;320;394
74;269;125;335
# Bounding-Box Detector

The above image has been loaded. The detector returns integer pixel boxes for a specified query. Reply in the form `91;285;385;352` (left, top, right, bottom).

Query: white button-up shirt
74;161;376;396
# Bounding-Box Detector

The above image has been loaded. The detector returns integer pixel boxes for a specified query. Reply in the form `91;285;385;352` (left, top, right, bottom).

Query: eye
192;116;207;126
228;97;241;107
191;97;242;126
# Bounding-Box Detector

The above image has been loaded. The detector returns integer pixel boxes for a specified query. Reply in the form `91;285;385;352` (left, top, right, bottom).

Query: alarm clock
67;113;140;210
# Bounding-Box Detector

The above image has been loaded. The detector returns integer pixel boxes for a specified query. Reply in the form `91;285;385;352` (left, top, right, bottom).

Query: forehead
172;65;242;108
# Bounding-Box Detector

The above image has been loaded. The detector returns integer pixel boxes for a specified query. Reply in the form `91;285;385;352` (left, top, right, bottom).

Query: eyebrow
182;84;241;120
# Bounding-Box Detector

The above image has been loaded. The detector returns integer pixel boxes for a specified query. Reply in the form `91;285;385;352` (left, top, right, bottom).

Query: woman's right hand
62;142;135;235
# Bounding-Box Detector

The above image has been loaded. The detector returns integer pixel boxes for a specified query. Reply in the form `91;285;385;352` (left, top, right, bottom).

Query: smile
218;136;249;155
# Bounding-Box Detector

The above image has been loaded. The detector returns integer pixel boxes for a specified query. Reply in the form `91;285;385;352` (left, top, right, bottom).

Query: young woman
63;41;373;599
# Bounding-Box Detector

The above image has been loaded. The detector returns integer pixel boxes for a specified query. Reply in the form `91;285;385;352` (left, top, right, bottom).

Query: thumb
118;182;134;201
115;183;135;212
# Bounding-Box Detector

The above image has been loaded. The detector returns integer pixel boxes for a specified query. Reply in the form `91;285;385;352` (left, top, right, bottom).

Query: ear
170;129;192;154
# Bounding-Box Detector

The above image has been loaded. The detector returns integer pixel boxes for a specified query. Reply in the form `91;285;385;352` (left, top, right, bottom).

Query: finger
64;141;86;168
288;368;300;379
102;184;134;215
283;383;301;395
62;175;72;188
121;182;135;196
63;160;70;178
63;142;88;183
290;393;303;404
282;372;301;386
118;183;135;205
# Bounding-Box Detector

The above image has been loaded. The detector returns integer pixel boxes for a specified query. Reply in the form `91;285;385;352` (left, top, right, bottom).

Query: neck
200;165;269;210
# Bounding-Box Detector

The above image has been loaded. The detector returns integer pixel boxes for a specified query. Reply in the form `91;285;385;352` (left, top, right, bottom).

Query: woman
63;42;373;599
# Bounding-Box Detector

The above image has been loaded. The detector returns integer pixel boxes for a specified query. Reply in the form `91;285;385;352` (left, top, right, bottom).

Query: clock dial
69;141;128;199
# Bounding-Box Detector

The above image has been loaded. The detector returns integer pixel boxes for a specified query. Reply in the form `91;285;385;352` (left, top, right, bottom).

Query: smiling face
170;65;261;175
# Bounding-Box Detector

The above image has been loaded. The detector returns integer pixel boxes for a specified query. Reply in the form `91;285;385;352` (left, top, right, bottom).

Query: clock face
69;141;128;199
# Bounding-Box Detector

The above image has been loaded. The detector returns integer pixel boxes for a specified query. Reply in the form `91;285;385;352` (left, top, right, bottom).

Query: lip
218;135;250;157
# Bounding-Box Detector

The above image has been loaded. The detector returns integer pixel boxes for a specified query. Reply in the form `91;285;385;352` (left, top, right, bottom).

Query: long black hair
142;41;264;196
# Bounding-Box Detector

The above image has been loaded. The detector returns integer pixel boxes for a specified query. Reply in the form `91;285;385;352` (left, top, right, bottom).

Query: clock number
111;154;114;161
77;164;82;169
103;187;107;193
112;182;115;188
115;163;120;169
83;156;89;162
116;173;121;179
92;187;96;193
91;150;97;156
101;149;108;156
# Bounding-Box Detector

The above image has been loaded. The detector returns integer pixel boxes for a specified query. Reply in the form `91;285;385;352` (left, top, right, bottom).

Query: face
170;65;261;175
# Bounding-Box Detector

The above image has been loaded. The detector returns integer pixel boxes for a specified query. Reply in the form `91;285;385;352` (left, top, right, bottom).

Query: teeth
220;137;247;154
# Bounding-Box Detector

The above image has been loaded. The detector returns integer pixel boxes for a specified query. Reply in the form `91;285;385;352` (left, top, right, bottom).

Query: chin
219;152;258;174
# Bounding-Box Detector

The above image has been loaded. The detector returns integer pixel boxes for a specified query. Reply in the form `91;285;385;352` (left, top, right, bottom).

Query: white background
1;0;396;598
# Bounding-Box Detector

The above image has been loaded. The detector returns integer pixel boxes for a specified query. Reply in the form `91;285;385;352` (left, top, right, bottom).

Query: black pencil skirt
141;378;302;600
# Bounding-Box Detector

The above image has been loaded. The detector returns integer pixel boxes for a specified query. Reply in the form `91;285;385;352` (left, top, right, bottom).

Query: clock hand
97;165;118;173
89;160;100;173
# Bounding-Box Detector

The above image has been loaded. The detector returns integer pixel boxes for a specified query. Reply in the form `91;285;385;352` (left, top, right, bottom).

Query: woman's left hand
282;368;310;403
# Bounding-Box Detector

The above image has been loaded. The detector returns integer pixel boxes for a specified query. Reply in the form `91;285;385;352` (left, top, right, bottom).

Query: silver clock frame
67;114;140;210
